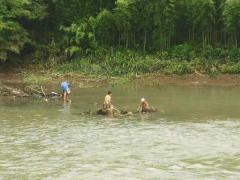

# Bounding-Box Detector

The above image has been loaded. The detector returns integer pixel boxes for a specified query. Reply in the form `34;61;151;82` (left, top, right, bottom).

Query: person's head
108;91;112;96
141;98;145;103
59;81;62;85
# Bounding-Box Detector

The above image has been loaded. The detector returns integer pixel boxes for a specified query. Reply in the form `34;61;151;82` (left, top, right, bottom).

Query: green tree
95;9;116;48
223;0;240;47
0;0;47;61
153;0;177;52
129;0;154;52
114;0;132;48
192;0;216;45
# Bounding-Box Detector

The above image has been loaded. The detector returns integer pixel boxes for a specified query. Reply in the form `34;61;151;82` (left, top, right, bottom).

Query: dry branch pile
0;84;60;100
0;85;30;97
141;108;157;113
97;109;133;116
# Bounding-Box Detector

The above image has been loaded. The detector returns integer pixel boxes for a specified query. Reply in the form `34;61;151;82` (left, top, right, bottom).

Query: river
0;83;240;179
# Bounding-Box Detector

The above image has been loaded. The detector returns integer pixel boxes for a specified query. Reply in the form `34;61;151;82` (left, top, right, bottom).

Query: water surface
0;84;240;179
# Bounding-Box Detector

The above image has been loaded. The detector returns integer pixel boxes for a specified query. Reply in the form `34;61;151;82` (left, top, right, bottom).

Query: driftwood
141;107;157;113
97;109;133;116
41;86;46;97
0;85;30;97
0;84;60;101
25;85;43;95
120;110;129;114
97;109;109;115
82;110;93;115
188;69;208;78
25;84;60;100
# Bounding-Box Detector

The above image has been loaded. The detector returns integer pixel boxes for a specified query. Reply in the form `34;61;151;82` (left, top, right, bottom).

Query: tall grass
17;43;240;79
54;53;196;77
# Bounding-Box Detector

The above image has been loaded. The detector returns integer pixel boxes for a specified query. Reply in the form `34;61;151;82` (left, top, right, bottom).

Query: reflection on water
0;84;240;179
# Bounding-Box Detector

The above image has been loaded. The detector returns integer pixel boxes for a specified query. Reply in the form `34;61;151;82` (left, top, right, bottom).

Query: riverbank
1;71;240;86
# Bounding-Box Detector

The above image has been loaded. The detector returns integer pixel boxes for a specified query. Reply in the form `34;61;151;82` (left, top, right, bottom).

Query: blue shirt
61;82;71;92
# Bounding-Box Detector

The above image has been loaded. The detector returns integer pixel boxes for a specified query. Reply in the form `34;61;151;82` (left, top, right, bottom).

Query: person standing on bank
103;91;112;109
59;81;71;102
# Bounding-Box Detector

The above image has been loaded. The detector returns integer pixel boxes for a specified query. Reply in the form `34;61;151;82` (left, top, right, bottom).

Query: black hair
108;91;112;95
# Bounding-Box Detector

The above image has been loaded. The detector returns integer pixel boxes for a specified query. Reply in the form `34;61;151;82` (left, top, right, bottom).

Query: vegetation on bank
19;44;240;78
1;0;240;79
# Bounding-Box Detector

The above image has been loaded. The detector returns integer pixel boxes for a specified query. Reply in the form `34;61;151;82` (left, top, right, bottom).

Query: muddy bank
1;71;240;86
0;72;22;83
134;74;240;86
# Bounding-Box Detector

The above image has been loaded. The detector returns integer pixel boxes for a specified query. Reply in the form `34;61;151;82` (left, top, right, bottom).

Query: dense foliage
2;0;240;75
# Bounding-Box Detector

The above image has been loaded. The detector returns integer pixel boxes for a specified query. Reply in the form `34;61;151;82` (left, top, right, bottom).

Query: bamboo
144;31;147;53
189;25;191;42
160;36;162;53
150;32;152;47
235;33;237;47
169;35;171;50
224;31;226;46
192;25;194;42
126;31;128;48
134;30;135;46
220;28;223;45
119;31;120;46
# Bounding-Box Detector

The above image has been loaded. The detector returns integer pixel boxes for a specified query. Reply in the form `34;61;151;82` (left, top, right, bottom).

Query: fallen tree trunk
97;109;110;115
0;85;30;97
97;109;133;116
141;107;157;113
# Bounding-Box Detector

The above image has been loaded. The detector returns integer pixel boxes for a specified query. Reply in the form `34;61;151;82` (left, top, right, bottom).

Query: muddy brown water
0;83;240;179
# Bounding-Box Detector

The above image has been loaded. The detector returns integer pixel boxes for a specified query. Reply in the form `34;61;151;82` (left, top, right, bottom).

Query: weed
109;76;132;85
77;83;97;88
209;70;220;78
22;73;51;83
16;44;240;79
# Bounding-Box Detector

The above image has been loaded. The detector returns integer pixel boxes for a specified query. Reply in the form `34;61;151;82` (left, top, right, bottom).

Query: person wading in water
103;91;113;111
59;81;71;102
139;98;149;112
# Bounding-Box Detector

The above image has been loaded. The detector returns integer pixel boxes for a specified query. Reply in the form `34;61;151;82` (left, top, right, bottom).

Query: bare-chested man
139;98;149;111
103;91;112;109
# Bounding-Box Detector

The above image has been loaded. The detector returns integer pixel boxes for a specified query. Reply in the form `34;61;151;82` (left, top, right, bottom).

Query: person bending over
139;98;149;111
59;81;71;102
